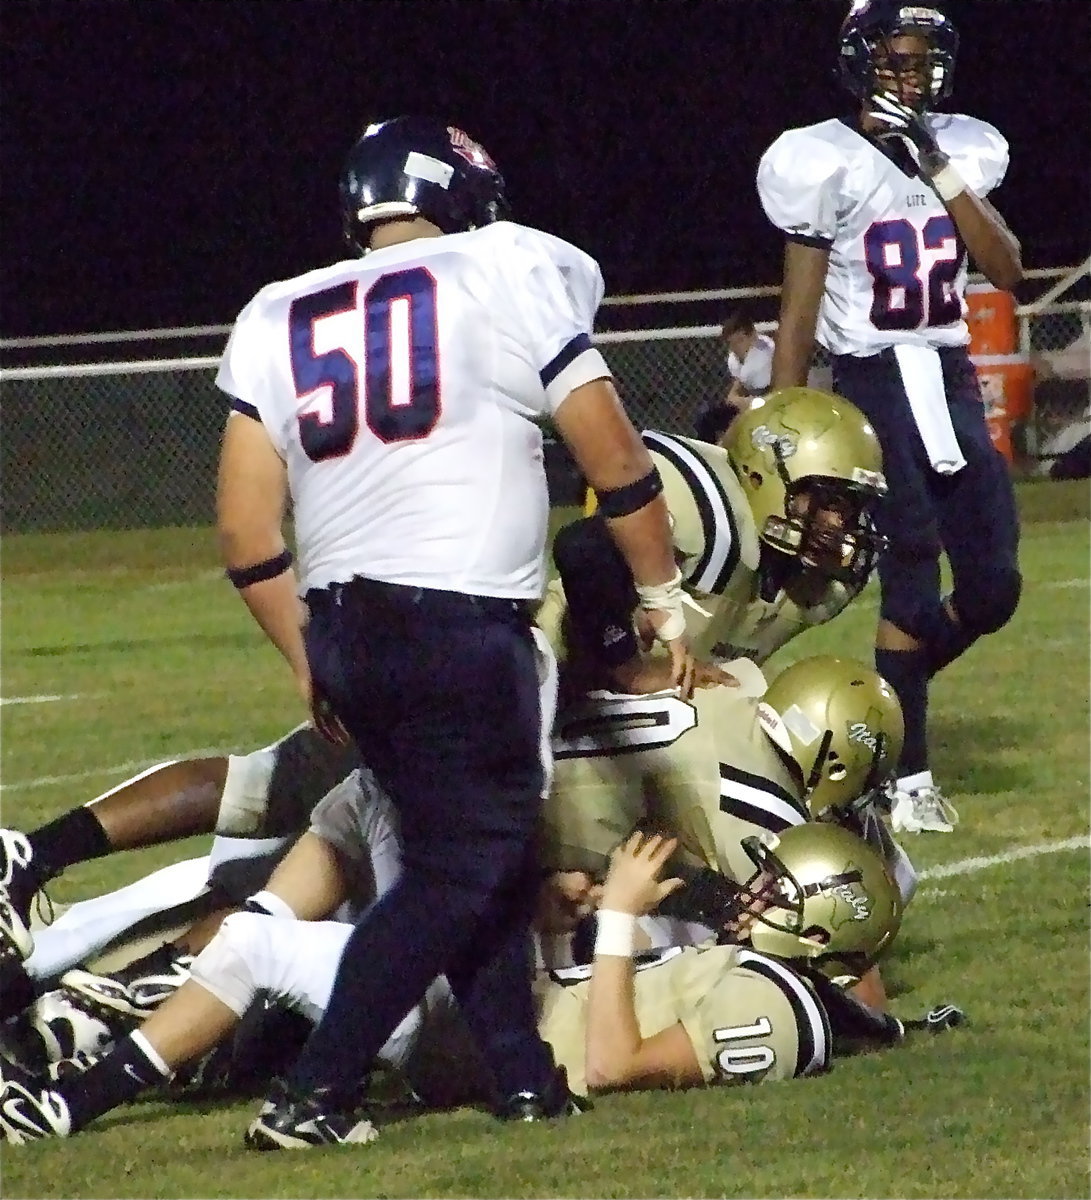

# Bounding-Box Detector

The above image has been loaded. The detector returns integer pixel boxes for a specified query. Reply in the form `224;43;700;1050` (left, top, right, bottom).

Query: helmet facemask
840;5;959;112
760;473;887;587
730;831;900;985
868;31;952;112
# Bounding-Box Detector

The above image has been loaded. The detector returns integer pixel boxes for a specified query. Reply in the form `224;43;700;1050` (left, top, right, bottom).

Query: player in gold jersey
541;657;906;897
6;823;958;1144
538;388;887;694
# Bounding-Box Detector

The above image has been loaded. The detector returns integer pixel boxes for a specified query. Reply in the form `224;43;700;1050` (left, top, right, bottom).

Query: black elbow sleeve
552;517;640;668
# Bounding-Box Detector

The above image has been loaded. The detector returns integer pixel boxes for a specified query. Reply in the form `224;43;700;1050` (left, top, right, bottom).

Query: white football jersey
757;114;1008;357
216;221;609;598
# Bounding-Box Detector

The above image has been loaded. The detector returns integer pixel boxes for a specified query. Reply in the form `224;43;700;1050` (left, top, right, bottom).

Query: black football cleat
496;1068;591;1122
244;1077;378;1150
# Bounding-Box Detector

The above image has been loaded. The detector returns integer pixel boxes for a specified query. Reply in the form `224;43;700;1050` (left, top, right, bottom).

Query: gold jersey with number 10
539;943;831;1095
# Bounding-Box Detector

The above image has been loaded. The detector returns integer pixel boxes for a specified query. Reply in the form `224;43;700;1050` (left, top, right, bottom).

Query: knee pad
950;568;1022;638
189;912;268;1017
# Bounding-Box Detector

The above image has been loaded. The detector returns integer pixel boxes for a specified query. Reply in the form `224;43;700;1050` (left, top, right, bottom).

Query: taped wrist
226;549;294;590
635;568;686;643
594;466;663;519
928;163;966;202
594;908;637;957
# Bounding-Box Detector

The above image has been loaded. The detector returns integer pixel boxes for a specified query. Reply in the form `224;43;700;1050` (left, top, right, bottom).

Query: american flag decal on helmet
447;127;496;169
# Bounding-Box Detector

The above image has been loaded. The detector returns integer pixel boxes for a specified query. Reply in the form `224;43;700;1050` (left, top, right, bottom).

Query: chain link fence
2;290;1087;534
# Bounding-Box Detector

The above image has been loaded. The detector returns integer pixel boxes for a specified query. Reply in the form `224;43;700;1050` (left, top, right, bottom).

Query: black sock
875;647;929;776
29;806;112;881
61;1033;171;1132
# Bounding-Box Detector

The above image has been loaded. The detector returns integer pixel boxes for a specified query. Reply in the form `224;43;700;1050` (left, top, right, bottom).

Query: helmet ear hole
802;925;830;945
828;762;848;782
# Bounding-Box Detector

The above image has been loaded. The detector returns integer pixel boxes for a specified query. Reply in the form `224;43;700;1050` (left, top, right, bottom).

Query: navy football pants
832;344;1021;647
288;577;556;1103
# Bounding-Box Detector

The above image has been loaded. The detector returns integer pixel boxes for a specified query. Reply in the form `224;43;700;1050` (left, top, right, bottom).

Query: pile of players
0;0;1018;1148
0;373;961;1146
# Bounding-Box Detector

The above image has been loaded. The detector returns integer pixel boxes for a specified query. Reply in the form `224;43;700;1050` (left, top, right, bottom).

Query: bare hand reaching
600;831;685;917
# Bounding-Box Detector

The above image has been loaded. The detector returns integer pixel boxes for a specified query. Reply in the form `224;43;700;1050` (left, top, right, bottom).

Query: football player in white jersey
758;2;1023;835
214;115;698;1145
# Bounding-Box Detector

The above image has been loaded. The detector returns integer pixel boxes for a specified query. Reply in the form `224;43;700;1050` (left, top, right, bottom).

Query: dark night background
2;0;1088;338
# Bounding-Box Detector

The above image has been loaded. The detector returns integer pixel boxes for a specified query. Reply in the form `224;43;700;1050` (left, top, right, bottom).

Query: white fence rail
1;273;1087;533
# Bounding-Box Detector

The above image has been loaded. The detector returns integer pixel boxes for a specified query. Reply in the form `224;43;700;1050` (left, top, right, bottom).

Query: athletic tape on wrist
929;164;966;203
634;567;686;643
594;908;637;958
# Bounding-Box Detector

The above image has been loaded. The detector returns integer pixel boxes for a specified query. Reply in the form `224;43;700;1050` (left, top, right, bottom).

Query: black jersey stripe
718;762;808;833
641;430;740;595
734;948;832;1077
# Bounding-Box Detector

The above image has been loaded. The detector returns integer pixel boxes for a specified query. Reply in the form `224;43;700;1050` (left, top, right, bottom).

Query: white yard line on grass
1040;578;1089;590
1;694;85;706
915;835;1088;899
0;749;226;792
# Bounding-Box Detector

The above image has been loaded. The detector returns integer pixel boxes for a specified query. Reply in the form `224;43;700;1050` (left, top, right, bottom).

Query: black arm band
594;465;664;519
226;549;294;590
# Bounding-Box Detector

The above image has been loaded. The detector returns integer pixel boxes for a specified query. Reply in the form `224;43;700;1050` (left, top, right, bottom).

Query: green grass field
1;481;1088;1199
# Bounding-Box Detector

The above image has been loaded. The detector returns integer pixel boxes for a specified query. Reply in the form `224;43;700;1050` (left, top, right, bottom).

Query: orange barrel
965;284;1017;355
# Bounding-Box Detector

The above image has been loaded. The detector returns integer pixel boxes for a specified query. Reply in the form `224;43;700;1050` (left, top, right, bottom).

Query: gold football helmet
762;655;904;819
723;387;887;585
739;822;903;985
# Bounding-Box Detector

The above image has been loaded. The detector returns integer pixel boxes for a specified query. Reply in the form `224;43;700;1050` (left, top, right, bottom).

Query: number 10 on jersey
288;268;441;461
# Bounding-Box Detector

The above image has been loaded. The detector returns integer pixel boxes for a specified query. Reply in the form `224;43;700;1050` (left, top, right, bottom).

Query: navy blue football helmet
338;117;509;253
838;2;958;109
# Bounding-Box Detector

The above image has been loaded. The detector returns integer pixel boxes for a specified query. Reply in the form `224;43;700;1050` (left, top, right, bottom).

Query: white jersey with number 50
757;114;1008;357
215;222;608;598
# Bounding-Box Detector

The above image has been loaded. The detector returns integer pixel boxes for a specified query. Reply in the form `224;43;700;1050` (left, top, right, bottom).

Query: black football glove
901;1003;966;1034
866;92;946;168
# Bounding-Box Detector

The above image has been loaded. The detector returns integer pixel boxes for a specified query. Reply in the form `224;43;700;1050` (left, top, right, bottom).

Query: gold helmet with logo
761;655;904;819
723;387;887;585
740;822;902;985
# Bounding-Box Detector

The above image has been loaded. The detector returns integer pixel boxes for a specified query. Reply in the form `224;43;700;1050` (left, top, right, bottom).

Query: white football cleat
0;1079;72;1145
61;951;194;1021
26;989;121;1063
889;784;959;834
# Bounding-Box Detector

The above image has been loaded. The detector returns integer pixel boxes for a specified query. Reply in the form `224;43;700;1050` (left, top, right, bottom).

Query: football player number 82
864;215;963;331
288;267;441;462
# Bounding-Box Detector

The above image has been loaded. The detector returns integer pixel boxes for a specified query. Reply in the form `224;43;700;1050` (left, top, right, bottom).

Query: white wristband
594;909;637;958
929;163;966;203
634;567;687;643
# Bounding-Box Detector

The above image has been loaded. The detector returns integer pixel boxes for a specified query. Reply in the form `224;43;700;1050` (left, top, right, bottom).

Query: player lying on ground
0;807;959;1148
538;386;888;697
1;655;916;1029
1;664;909;1083
541;655;913;1009
0;723;361;1020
